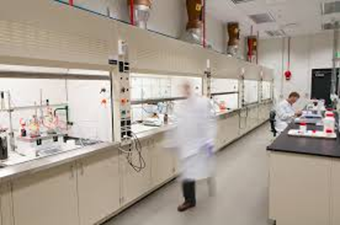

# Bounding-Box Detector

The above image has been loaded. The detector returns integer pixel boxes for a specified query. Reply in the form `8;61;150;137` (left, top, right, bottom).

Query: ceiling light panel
322;1;340;15
265;29;286;37
249;13;276;24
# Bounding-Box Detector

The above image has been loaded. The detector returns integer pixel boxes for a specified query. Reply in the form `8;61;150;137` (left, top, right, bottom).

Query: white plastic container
299;122;307;134
323;111;335;134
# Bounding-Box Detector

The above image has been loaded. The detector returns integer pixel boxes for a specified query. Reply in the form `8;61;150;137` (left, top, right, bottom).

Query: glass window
262;81;272;100
0;65;112;165
130;73;202;133
211;78;239;113
244;80;259;104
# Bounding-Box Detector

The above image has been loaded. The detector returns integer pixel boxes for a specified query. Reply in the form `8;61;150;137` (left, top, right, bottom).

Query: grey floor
105;124;272;225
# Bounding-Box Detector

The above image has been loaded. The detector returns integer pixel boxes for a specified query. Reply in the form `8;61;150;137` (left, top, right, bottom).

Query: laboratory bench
267;122;340;225
0;101;272;225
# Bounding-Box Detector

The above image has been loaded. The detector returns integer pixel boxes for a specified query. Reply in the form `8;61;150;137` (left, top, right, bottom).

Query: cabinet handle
70;165;75;179
80;162;84;176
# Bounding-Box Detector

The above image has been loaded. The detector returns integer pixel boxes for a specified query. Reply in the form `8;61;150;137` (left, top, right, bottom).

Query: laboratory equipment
0;131;8;160
19;119;27;137
299;122;307;134
143;117;162;127
323;111;336;134
288;129;337;139
295;111;323;125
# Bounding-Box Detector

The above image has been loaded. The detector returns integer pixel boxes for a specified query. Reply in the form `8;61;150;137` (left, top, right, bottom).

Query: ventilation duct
127;0;152;29
226;22;240;56
247;36;258;63
183;0;203;45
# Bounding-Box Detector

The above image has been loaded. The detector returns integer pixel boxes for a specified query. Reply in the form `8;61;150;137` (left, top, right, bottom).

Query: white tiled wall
259;31;335;109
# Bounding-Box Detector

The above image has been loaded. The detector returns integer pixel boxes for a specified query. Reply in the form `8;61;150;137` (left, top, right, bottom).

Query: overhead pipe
202;0;206;48
256;31;260;65
127;0;152;29
129;0;135;26
247;36;258;63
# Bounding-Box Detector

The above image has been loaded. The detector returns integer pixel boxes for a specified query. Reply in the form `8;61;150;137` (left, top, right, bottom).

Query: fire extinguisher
284;37;292;81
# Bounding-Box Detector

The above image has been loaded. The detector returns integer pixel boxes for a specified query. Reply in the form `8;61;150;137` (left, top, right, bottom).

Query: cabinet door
331;159;340;225
0;183;13;225
77;149;120;225
222;115;240;146
12;163;79;225
120;139;151;205
269;152;331;225
151;133;175;187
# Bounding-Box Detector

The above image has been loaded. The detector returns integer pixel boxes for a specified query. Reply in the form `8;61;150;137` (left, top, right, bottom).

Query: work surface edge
267;123;340;159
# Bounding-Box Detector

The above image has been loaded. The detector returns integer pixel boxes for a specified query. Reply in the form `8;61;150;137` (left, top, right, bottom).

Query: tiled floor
105;124;272;225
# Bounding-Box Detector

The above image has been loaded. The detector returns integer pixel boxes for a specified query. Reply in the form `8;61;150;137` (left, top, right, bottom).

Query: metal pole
202;0;206;48
130;0;135;26
331;22;338;96
7;92;15;151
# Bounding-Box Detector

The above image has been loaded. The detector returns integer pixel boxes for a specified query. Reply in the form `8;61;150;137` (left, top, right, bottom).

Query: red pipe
202;0;206;48
248;38;253;62
69;0;74;6
130;0;135;26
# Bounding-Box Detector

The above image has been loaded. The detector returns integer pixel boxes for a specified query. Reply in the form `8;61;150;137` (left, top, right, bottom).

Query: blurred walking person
166;82;217;212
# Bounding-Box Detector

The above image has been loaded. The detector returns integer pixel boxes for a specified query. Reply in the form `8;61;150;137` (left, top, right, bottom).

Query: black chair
269;110;277;137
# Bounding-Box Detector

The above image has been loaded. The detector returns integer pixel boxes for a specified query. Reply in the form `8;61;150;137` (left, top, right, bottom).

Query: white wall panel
0;0;116;66
259;31;336;108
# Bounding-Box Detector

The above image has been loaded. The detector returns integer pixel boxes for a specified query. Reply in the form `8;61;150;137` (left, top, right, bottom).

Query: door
311;68;339;107
11;163;79;225
77;148;120;225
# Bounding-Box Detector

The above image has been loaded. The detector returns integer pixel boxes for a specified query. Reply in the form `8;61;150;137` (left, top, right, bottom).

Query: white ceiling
207;0;340;38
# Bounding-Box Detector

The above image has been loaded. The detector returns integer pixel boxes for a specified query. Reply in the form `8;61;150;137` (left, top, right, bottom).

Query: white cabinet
0;183;13;225
269;152;331;225
77;148;120;225
246;106;259;131
216;115;239;150
238;109;248;135
120;139;151;205
151;133;175;187
11;163;79;225
331;159;340;225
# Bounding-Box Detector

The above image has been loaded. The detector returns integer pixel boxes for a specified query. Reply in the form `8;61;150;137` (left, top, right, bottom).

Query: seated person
275;92;302;132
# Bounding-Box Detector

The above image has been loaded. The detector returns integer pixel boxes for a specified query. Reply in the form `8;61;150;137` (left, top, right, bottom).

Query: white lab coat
170;96;216;180
275;100;295;133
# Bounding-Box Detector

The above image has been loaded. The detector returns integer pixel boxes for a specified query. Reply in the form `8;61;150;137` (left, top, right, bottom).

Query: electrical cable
118;131;146;173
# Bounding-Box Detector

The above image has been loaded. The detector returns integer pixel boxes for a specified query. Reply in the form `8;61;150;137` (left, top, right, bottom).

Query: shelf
211;91;239;97
131;97;186;105
0;103;68;113
17;133;66;143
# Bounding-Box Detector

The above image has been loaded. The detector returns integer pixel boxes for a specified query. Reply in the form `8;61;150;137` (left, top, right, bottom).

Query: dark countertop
267;123;340;158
